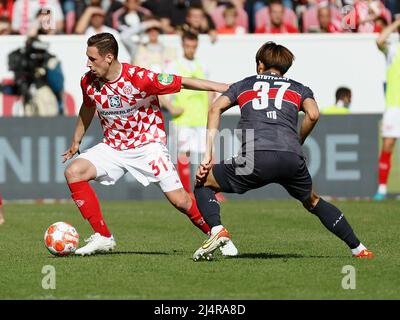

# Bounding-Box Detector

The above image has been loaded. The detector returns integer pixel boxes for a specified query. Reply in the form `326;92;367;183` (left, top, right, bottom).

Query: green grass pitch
0;200;399;300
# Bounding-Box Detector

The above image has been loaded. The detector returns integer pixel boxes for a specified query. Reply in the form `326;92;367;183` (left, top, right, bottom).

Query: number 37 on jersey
251;81;291;112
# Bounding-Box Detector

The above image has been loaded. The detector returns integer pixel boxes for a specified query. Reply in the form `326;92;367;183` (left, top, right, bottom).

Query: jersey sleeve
80;75;94;108
299;85;315;112
222;81;241;106
133;67;182;96
300;86;315;104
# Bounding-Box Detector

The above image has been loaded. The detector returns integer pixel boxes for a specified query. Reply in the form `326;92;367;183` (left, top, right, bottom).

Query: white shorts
171;125;206;154
77;142;183;193
382;108;400;138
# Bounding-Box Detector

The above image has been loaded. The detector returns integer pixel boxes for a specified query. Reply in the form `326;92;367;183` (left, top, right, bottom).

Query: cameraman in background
5;35;64;116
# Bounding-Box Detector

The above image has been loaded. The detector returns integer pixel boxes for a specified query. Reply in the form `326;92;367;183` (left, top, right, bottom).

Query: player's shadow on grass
231;252;328;259
98;251;169;256
50;251;170;258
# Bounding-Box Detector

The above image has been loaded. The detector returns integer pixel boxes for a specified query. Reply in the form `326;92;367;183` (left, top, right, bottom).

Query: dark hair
223;3;237;15
269;0;283;6
182;30;198;42
375;16;388;27
255;41;295;75
36;8;51;17
0;16;10;23
87;32;118;57
188;4;204;13
335;87;351;102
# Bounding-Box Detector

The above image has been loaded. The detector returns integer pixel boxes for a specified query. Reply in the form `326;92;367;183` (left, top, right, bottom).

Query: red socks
186;199;211;235
68;181;111;238
177;155;211;234
378;151;392;185
177;155;191;193
68;181;210;237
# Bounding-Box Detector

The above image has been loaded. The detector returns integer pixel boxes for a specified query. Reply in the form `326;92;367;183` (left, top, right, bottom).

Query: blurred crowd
0;0;399;38
0;0;399;117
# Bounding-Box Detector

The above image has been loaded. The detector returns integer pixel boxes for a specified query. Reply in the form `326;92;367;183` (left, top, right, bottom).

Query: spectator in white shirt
75;4;120;39
12;0;64;35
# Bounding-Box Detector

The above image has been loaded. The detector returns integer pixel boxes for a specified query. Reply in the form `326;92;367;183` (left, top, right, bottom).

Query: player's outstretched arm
62;103;96;163
299;98;319;145
196;95;232;183
181;77;229;93
204;95;233;162
376;18;400;51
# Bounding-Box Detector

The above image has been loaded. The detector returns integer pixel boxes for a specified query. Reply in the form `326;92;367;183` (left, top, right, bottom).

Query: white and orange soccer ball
44;222;79;256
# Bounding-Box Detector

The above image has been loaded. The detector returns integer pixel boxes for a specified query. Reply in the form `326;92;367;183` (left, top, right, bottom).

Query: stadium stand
0;1;397;36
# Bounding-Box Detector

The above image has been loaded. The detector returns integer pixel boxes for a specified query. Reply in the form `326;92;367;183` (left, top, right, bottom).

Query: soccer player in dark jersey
192;41;374;261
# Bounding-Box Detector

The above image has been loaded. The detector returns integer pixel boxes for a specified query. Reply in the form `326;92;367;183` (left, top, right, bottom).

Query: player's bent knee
174;196;191;212
65;159;97;183
167;189;192;212
303;192;320;212
64;163;88;183
382;138;396;152
202;171;222;192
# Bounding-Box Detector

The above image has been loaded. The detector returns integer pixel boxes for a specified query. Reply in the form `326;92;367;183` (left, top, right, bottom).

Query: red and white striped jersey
81;63;182;150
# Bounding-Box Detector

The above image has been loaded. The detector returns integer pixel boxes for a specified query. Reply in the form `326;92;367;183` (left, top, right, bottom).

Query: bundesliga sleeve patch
157;73;174;86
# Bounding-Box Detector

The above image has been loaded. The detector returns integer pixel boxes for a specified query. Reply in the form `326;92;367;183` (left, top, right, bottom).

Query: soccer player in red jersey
193;42;373;261
62;32;237;256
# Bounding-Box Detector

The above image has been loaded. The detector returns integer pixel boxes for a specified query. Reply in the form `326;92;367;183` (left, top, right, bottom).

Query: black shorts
212;151;312;202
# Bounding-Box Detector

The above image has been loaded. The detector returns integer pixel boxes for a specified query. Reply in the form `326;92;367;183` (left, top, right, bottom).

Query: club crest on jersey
157;73;174;85
108;95;122;108
123;84;133;95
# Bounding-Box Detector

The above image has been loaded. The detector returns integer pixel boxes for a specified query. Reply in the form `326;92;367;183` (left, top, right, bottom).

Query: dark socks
194;186;221;228
309;198;360;249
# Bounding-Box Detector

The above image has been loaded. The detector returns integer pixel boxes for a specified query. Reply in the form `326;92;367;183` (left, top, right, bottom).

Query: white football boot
219;239;239;257
74;233;116;256
193;227;231;261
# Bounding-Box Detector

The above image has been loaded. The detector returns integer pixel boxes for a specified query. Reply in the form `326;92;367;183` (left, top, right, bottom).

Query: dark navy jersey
223;71;315;157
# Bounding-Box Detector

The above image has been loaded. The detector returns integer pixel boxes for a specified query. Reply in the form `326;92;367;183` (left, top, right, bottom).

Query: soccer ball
44;222;79;256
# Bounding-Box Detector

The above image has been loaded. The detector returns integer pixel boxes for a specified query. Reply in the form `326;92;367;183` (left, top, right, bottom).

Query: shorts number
149;156;169;177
